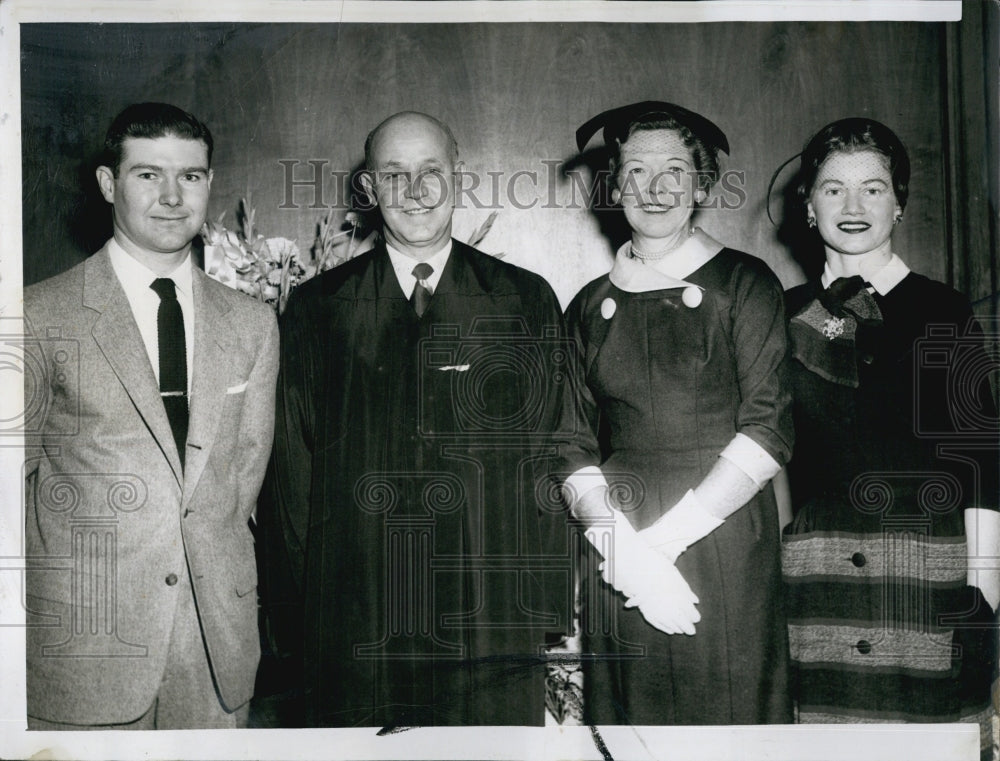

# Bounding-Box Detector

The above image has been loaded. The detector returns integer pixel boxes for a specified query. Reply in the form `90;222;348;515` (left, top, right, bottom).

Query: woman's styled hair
797;117;910;210
102;102;213;176
609;115;721;195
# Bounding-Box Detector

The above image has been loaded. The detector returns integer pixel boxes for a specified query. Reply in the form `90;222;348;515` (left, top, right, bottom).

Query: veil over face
615;129;703;251
806;149;900;260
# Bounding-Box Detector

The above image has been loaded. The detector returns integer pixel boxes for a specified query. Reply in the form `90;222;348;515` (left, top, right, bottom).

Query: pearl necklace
629;227;695;261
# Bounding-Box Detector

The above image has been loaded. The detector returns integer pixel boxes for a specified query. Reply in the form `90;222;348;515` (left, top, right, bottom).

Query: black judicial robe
264;241;575;727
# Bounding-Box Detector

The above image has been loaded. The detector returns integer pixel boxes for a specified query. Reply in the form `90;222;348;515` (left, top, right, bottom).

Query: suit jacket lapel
84;247;184;485
181;270;232;508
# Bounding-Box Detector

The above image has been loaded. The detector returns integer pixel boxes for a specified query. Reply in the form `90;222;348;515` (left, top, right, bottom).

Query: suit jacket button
856;639;872;654
851;552;866;567
165;573;179;586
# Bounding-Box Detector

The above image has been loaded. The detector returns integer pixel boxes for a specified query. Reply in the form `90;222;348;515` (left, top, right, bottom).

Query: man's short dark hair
102;102;213;176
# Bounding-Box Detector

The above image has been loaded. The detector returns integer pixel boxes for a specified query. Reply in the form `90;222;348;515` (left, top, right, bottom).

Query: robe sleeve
257;288;318;657
514;274;599;635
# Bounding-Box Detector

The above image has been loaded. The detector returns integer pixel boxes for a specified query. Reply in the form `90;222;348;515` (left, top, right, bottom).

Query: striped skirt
782;526;996;753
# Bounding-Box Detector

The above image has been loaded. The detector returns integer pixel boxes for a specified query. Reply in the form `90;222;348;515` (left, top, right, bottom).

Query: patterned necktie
150;277;188;466
410;262;434;317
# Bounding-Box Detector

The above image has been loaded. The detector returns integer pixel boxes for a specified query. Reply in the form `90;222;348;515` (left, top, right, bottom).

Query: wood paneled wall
21;18;990;308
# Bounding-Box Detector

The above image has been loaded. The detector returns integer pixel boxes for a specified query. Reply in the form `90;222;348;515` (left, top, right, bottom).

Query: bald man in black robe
261;112;578;727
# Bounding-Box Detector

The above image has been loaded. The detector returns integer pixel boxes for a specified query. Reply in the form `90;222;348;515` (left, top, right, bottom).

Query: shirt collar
820;252;910;295
107;237;194;298
609;227;722;293
386;239;453;292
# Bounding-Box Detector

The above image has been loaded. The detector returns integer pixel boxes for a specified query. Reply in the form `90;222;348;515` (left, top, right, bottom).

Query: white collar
107;237;194;297
386;239;453;295
609;227;723;294
820;252;910;295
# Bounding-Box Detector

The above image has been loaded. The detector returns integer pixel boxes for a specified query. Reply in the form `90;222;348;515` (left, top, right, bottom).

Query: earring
807;215;816;228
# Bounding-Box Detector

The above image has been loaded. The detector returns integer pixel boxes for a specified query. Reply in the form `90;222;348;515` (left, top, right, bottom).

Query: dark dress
261;241;574;726
782;272;997;742
565;247;794;725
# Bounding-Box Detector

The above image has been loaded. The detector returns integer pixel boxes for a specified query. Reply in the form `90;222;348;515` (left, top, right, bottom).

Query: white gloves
621;564;703;636
638;489;724;563
584;507;701;635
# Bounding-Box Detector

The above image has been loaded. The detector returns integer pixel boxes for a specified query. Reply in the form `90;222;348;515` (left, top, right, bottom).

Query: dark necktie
150;278;188;466
410;262;434;317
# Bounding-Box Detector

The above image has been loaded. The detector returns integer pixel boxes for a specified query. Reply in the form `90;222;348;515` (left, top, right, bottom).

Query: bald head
360;111;462;260
364;111;459;172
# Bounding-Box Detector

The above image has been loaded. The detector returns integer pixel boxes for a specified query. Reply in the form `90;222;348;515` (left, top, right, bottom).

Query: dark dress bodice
567;247;793;725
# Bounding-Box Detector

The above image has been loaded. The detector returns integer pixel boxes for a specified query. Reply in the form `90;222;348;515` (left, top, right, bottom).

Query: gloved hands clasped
584;505;701;635
582;488;725;636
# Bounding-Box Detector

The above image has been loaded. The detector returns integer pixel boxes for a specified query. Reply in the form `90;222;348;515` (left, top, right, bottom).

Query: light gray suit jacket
23;244;279;724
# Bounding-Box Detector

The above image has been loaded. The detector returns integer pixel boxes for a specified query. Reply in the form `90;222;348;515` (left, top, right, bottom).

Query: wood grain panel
20;18;986;308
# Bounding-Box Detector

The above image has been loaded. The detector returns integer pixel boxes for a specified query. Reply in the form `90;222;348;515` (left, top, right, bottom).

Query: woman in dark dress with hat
780;118;998;750
563;102;794;724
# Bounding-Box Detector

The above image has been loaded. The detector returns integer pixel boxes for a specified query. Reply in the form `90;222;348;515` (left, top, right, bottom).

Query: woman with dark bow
779;118;998;747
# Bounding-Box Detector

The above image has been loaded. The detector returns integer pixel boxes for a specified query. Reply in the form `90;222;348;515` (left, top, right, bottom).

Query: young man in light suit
23;103;279;729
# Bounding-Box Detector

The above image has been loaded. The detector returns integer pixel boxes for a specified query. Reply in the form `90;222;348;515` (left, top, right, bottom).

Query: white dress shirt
107;238;195;393
386;240;453;298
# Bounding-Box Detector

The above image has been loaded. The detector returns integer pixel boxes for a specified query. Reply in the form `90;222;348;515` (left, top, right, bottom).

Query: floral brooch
822;316;846;340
